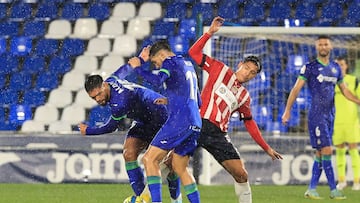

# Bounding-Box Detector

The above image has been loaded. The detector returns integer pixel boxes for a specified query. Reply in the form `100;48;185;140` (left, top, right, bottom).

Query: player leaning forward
188;16;283;203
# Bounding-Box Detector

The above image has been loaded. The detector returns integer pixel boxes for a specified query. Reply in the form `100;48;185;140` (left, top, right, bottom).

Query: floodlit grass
0;184;358;203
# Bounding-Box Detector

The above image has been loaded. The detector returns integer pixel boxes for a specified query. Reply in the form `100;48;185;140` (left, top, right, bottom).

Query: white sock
234;181;252;203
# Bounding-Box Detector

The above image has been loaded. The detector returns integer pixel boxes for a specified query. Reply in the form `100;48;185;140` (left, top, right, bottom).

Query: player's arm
281;77;305;124
141;88;167;104
338;81;360;105
111;57;145;79
79;116;120;136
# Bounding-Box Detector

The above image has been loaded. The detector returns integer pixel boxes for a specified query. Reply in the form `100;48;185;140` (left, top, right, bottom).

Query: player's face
316;39;332;58
235;61;258;83
335;59;348;75
150;52;163;68
88;84;108;106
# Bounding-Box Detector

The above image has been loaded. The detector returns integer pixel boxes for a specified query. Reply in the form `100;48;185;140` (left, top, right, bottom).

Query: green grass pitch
0;184;358;203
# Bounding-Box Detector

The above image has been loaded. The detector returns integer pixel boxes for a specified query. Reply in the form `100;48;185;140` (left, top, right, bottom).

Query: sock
167;173;181;200
335;148;347;183
322;155;336;190
126;161;145;196
349;148;360;184
309;156;322;190
234;181;252;203
147;176;162;203
184;183;200;203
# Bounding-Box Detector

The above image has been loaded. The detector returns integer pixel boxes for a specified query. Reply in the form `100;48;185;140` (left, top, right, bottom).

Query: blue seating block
9;72;33;91
59;38;85;57
23;21;46;38
8;104;32;125
34;38;59;56
22;88;46;107
10;37;32;56
88;3;110;21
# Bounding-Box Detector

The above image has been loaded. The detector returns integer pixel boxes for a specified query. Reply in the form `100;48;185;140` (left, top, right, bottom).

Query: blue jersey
86;75;167;136
299;59;343;148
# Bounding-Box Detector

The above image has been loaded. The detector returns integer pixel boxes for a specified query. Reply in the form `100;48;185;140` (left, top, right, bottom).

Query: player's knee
233;170;248;183
123;148;138;162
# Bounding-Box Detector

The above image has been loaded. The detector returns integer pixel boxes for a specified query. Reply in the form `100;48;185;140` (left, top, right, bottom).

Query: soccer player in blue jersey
282;35;360;200
132;41;202;203
78;61;182;203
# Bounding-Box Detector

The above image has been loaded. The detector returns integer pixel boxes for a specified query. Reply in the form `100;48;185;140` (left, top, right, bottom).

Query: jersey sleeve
111;64;133;80
299;64;309;81
85;117;119;135
140;88;165;104
134;66;169;88
238;98;252;121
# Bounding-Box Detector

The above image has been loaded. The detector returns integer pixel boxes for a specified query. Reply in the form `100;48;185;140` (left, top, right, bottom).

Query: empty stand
98;20;124;39
84;38;111;57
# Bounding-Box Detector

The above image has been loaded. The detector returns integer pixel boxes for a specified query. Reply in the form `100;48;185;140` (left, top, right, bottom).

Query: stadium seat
110;2;136;21
47;88;73;108
48;56;72;76
60;105;86;124
34;38;59;57
138;2;162;21
10;37;32;56
70;18;98;40
168;35;189;55
0;4;7;20
72;55;98;75
48;120;73;132
35;71;59;91
320;3;343;21
347;2;360;24
251;105;272;129
98;20;124;39
163;2;187;22
32;104;59;124
0;37;6;55
74;89;97;109
0;74;6;89
151;20;176;39
59;71;85;91
23;21;46;38
0;89;19;106
126;18;151;40
59;38;85;57
88;3;110;21
61;2;85;21
190;3;214;25
268;2;291;22
99;55;125;76
242;3;265;23
8;2;32;21
294;3;317;24
9;72;33;91
8;104;32;125
217;1;240;23
21;88;46;107
0;21;20;37
286;54;309;74
0;54;19;74
84;38;111;57
45;19;72;39
21;120;45;132
88;105;111;126
179;18;197;41
0;106;6;123
34;2;58;21
110;35;137;57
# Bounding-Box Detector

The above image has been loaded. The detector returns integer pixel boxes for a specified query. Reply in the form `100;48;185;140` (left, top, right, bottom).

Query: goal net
198;26;360;185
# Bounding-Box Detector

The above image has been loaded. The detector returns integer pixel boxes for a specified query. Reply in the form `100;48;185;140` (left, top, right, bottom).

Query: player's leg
335;143;347;190
142;145;169;203
123;137;148;196
162;153;182;202
348;143;360;190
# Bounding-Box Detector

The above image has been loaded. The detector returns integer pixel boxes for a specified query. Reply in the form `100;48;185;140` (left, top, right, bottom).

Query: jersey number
186;71;198;102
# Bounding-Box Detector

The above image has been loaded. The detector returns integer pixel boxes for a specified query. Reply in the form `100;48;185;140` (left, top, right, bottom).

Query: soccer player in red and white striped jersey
189;16;283;203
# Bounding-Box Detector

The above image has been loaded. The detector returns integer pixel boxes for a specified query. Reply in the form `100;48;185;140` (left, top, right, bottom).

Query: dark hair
335;55;347;63
149;40;172;57
85;75;103;92
317;35;331;40
244;55;262;73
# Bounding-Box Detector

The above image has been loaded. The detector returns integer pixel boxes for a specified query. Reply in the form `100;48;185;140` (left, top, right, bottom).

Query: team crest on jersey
331;67;337;74
230;86;239;95
300;65;306;74
219;86;226;94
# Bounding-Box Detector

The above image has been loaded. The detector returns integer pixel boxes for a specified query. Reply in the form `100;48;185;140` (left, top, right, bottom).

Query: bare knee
233;169;248;183
123;148;138;162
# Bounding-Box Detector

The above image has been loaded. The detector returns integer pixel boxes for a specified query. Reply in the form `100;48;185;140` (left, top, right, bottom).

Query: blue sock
184;183;200;203
167;173;181;199
322;155;336;190
126;161;145;196
309;156;322;190
147;176;162;203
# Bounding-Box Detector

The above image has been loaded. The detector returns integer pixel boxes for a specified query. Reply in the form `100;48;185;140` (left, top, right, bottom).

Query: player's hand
266;148;283;160
154;98;168;105
281;110;290;125
78;123;88;136
139;45;151;62
207;16;224;35
128;57;141;68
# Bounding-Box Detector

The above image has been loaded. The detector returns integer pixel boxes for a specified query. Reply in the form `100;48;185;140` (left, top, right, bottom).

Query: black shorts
198;119;241;163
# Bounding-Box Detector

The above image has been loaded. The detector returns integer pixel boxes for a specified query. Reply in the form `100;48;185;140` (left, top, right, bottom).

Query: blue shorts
307;116;333;150
127;121;163;144
151;124;200;156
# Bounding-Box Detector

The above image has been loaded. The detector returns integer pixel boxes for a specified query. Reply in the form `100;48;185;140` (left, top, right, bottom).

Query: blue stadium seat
0;74;6;89
35;2;58;21
35;71;59;91
9;2;33;21
286;54;309;74
10;37;32;56
34;38;59;57
9;71;33;91
0;89;19;105
0;37;6;55
268;2;291;22
151;20;176;39
346;3;360;24
23;21;46;38
48;56;72;75
190;3;214;25
8;104;32;126
0;54;19;74
88;105;111;126
61;3;85;21
294;3;317;24
164;2;187;22
320;3;343;21
169;35;189;55
217;1;240;23
0;4;7;20
252;105;272;130
22;56;46;75
0;21;20;37
88;3;110;21
0;106;5;123
179;18;197;41
59;38;85;57
242;3;265;23
21;88;46;107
